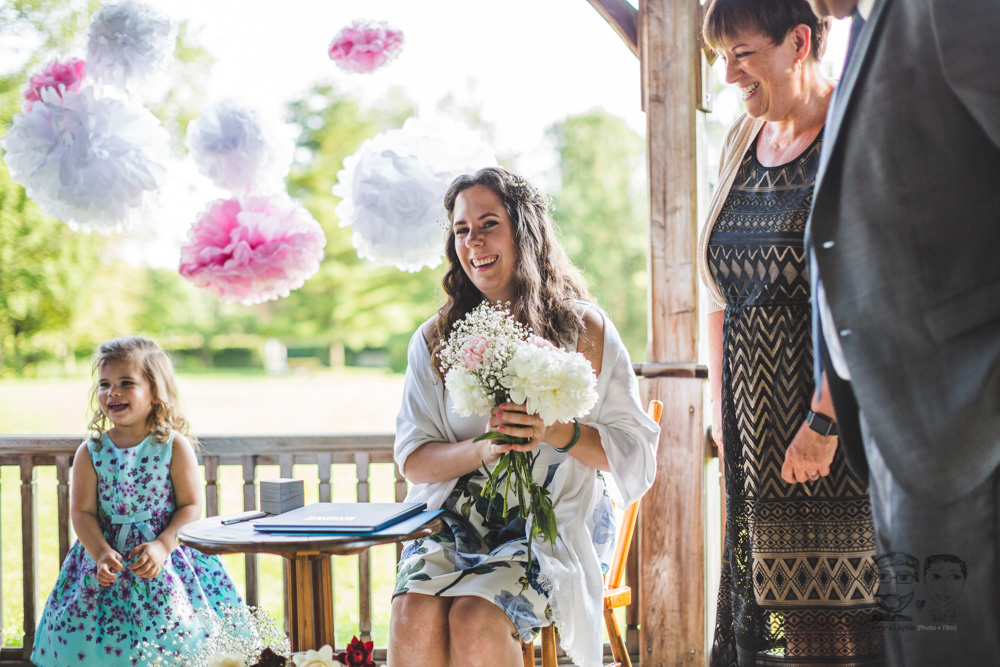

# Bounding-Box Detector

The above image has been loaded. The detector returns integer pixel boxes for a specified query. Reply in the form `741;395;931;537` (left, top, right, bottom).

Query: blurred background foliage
0;0;652;378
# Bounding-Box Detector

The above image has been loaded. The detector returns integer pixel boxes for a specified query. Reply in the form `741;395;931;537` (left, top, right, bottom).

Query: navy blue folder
253;502;427;534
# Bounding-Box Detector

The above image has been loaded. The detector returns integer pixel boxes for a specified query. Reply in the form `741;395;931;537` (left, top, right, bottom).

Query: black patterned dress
708;132;884;666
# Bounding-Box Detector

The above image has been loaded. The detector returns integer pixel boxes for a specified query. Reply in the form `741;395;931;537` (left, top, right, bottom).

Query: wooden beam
639;0;705;664
585;0;639;57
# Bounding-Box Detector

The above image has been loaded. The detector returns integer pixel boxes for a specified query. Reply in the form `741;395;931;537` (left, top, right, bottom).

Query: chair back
605;399;662;590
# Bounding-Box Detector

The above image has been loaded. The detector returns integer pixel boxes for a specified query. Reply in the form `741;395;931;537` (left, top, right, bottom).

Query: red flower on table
251;647;287;666
335;636;375;667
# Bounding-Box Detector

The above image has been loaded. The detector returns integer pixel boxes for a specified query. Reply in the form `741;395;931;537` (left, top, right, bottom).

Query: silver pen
220;510;269;525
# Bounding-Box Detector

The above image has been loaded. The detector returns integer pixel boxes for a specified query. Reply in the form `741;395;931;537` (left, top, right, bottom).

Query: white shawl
394;309;659;667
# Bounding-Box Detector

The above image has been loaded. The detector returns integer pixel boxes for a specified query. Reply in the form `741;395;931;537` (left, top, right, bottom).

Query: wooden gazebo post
638;0;705;663
587;0;707;663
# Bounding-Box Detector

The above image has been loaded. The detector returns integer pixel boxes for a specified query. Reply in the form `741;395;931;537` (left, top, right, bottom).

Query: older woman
699;1;883;665
389;167;659;667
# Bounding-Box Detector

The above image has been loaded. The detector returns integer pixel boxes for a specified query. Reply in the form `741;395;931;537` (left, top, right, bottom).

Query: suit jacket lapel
815;0;893;188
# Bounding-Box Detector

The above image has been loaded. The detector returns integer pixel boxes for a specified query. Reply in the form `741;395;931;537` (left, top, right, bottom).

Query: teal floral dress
393;395;618;641
31;432;247;666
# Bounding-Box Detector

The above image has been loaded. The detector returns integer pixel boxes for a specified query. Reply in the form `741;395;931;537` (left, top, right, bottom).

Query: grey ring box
260;478;305;515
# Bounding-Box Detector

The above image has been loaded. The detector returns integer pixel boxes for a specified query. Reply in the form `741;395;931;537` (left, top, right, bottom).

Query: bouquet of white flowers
439;301;599;555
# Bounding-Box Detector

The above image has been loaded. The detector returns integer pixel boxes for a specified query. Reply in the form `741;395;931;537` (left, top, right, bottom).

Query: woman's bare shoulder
577;305;606;375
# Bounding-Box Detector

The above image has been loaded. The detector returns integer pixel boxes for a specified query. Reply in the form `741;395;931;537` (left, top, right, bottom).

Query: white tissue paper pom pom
185;100;292;195
332;117;496;272
86;0;176;89
0;86;169;231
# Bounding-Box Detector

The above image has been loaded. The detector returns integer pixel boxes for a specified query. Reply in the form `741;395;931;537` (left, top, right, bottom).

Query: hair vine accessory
511;175;540;199
437;218;451;232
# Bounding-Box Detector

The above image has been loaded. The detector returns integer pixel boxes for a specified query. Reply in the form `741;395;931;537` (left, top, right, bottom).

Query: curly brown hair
431;167;592;369
87;336;195;448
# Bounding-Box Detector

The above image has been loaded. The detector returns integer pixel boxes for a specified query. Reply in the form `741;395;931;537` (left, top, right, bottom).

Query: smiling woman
698;1;882;665
452;184;518;304
388;167;659;667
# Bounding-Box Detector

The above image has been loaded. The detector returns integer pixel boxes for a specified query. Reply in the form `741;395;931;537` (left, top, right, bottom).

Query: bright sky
155;0;647;166
7;0;850;266
125;0;654;265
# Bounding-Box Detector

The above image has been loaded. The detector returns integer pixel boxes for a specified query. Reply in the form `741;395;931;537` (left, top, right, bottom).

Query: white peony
502;346;598;426
206;653;245;667
446;367;495;418
292;644;336;667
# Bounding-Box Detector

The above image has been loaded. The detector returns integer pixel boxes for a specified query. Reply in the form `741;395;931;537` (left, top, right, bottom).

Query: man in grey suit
802;0;1000;663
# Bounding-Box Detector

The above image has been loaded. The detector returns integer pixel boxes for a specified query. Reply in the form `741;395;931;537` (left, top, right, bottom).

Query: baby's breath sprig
137;604;290;667
440;299;598;564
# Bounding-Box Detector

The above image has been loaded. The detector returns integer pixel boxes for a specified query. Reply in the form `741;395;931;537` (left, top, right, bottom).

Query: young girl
32;336;246;666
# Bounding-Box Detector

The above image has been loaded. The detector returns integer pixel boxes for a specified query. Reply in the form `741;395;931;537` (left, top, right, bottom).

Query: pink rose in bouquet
328;19;404;74
460;334;491;371
526;335;557;351
23;58;87;111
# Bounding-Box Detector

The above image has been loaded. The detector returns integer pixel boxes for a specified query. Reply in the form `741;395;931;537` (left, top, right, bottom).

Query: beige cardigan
697;114;766;312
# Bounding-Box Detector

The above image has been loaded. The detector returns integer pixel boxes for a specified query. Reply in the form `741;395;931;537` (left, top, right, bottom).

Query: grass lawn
0;368;406;649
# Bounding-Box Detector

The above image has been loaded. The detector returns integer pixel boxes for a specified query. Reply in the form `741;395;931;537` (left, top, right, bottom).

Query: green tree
273;85;443;362
0;0;214;375
548;111;649;360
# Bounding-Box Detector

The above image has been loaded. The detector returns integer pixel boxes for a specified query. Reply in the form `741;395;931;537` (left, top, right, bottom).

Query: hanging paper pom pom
328;18;405;74
178;195;327;305
185;100;292;195
22;58;87;111
333;117;496;272
1;86;169;231
86;0;176;89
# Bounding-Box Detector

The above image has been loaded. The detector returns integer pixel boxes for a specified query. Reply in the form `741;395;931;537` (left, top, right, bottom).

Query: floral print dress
31;432;247;666
393;397;618;642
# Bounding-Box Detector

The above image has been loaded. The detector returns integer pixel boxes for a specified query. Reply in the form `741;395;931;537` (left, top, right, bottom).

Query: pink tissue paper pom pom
23;58;87;111
179;195;327;305
328;19;404;74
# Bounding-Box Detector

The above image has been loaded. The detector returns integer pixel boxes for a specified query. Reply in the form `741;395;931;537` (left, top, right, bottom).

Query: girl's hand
492;402;547;453
96;549;123;587
128;539;168;579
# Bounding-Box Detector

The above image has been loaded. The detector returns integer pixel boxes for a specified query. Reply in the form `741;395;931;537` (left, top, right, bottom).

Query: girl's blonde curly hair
87;336;195;448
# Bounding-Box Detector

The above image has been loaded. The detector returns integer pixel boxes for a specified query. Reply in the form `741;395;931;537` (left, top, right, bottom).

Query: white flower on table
206;653;245;667
292;645;337;667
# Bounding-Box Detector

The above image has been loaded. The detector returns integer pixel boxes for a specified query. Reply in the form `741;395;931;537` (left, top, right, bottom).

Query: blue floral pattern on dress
395;465;615;639
592;495;616;545
495;589;543;642
31;433;247;666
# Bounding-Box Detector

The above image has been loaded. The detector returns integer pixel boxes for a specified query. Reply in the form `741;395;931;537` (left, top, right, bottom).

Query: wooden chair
522;399;663;667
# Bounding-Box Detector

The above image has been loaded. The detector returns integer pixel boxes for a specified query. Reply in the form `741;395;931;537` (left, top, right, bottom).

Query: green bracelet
554;419;581;453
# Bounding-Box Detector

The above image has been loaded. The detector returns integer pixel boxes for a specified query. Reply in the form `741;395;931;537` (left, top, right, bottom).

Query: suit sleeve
932;0;1000;149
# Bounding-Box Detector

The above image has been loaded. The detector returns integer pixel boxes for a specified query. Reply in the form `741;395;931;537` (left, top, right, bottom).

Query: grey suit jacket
807;0;1000;506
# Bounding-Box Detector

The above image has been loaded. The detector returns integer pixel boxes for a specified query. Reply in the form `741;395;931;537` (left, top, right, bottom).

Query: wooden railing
0;435;642;666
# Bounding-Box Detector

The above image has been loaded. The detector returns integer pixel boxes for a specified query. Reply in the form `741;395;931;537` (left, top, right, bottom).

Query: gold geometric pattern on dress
708;132;883;666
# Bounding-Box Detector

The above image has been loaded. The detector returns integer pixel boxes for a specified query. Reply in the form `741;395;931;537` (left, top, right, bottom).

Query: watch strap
806;410;839;436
